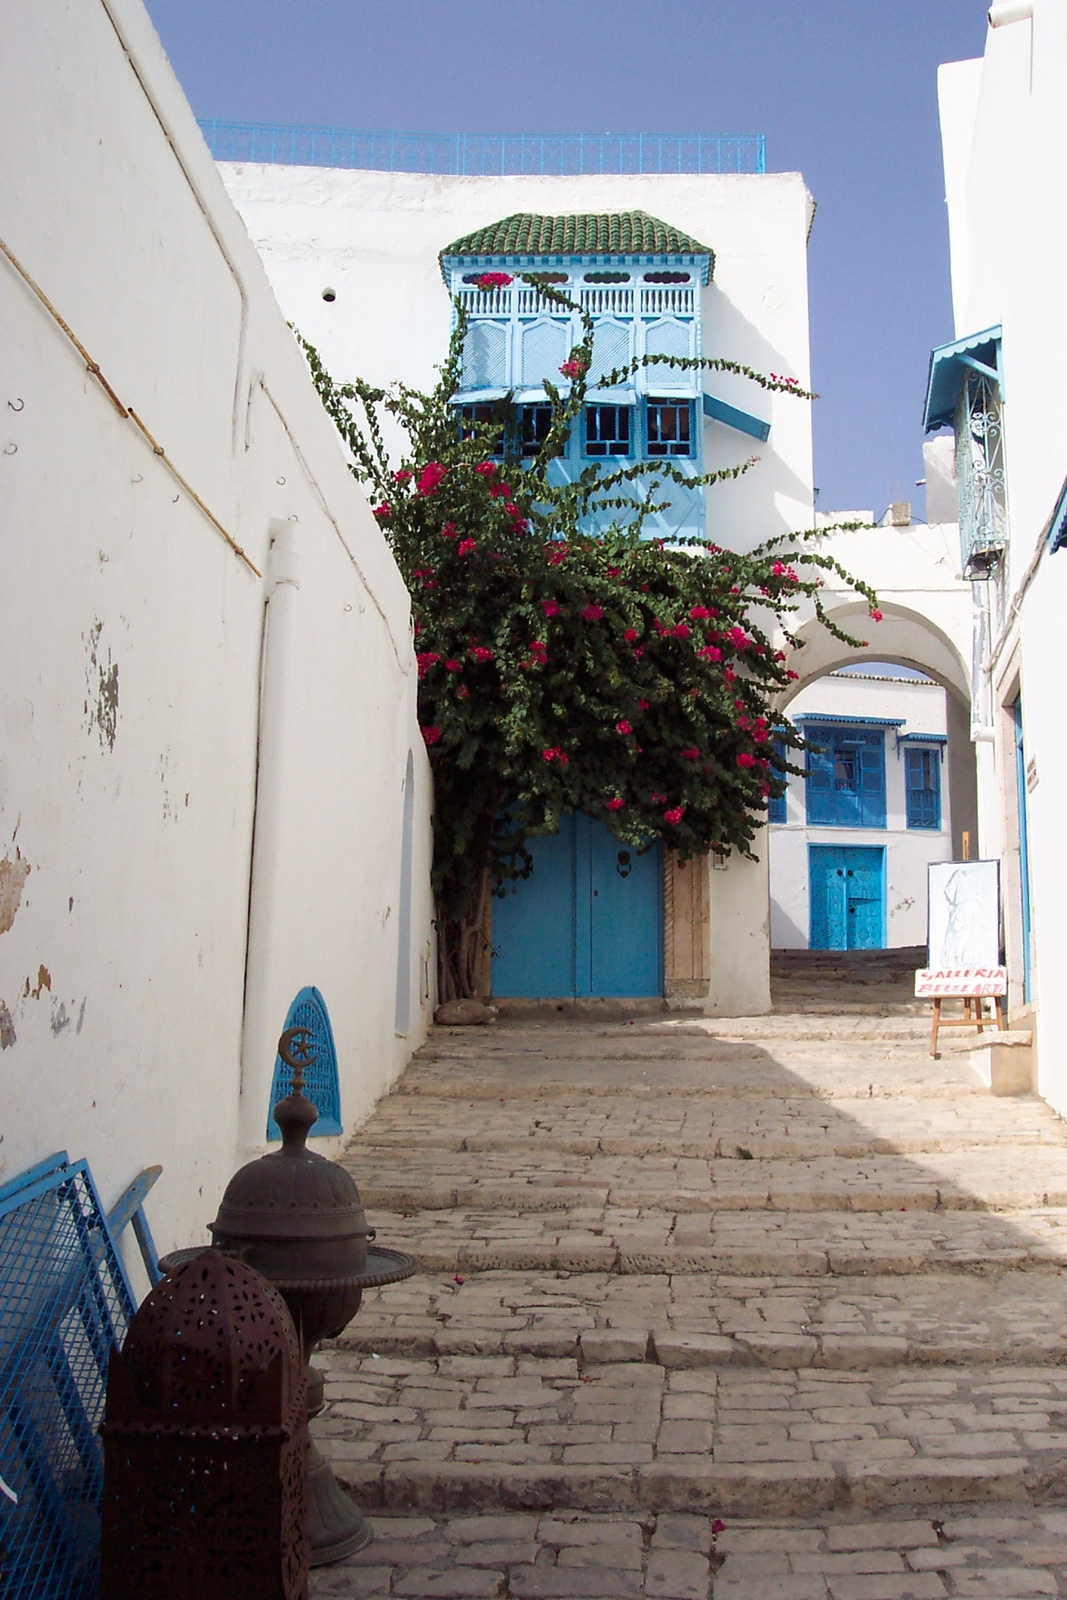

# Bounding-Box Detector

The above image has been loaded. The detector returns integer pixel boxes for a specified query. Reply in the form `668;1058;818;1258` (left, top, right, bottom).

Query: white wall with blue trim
770;668;952;950
0;0;435;1283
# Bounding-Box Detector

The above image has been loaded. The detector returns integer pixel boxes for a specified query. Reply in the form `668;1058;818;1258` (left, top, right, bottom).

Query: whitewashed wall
937;2;1067;1111
0;0;433;1278
770;672;952;949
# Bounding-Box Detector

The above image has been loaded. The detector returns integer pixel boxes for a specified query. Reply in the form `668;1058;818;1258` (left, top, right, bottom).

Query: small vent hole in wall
322;286;336;302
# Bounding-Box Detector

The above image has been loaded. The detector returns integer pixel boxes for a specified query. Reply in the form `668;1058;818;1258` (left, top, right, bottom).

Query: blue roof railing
198;122;766;176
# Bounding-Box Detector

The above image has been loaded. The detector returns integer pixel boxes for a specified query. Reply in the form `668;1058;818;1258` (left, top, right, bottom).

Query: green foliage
297;277;879;995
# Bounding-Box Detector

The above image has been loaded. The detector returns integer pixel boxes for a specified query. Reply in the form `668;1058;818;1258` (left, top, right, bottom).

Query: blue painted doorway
492;814;663;997
809;845;885;950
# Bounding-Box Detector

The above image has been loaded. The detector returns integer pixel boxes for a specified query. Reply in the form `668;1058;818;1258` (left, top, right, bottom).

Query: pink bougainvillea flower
546;544;568;567
724;667;737;681
421;726;441;746
869;608;883;621
698;645;722;662
474;460;497;477
476;271;513;290
672;623;690;639
580;603;603;622
606;566;621;578
761;781;771;797
737;752;757;768
445;659;462;672
470;646;493;663
440;522;458;539
664;805;685;825
415;651;440;679
616;719;633;736
682;747;700;761
624;627;639;642
412;566;435;580
559;358;582;378
392;469;411;483
632;646;645;659
638;698;650;710
775;649;787;662
651;793;666;804
772;561;786;576
456;685;470;699
689;604;711;620
457;538;477;556
786;669;799;680
542;747;560;762
372;503;391;520
728;626;750;648
416;461;447;496
541;599;561;618
503;501;519;516
607;797;625;810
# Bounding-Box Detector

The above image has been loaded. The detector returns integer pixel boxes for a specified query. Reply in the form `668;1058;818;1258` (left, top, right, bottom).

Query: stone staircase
311;991;1067;1597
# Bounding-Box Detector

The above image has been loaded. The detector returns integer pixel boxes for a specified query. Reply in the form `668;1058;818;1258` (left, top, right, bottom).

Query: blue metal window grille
266;987;343;1138
805;726;887;829
0;1153;135;1600
584;405;632;458
905;747;941;830
199;123;766;176
646;399;693;457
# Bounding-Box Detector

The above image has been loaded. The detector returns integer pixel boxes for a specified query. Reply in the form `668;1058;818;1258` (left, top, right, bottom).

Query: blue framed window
905;746;941;829
646;399;693;458
584;404;632;458
266;987;343;1138
519;402;567;456
805;725;886;829
458;402;505;457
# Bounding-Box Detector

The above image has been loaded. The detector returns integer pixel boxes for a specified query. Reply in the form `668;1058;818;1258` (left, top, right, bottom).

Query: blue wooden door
492;815;663;997
809;845;885;950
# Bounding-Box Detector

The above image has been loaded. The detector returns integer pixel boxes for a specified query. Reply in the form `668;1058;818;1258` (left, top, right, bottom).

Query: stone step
306;1505;1067;1600
313;1350;1067;1520
352;1151;1067;1215
368;1205;1067;1277
331;1268;1067;1372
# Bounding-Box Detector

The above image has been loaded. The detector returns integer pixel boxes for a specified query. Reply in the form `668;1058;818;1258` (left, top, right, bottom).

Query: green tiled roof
441;210;714;262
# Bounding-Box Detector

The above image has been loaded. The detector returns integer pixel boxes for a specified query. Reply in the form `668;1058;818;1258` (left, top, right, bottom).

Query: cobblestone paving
314;959;1067;1595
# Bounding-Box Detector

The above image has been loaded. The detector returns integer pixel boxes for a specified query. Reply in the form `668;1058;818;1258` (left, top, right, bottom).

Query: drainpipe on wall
238;517;301;1160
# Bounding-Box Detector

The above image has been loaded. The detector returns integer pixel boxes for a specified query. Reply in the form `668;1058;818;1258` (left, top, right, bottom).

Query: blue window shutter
905;746;941;829
858;734;887;829
768;740;787;823
266;987;343;1138
806;727;886;828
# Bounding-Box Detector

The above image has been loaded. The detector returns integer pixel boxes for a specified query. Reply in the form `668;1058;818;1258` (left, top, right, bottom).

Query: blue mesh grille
266;987;343;1139
0;1154;135;1600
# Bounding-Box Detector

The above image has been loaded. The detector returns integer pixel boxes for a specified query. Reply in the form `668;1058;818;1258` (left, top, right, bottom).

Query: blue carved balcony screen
905;746;941;830
805;726;887;829
0;1153;135;1600
266;986;343;1138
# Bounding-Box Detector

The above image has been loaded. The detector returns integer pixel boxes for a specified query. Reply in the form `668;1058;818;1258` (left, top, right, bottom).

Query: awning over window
702;391;770;442
793;713;905;728
923;325;1002;432
453;388;509;404
1047;476;1067;554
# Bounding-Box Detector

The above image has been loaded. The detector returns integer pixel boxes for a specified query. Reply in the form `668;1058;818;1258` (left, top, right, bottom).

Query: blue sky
144;0;986;517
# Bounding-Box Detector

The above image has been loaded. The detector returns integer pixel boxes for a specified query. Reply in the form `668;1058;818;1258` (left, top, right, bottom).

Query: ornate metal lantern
100;1250;309;1600
207;1027;415;1565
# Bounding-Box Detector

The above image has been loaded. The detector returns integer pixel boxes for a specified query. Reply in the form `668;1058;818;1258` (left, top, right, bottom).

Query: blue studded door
809;845;885;951
492;815;663;998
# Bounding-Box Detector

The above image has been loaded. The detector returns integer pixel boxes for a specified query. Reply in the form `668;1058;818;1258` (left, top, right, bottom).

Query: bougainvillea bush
299;279;878;998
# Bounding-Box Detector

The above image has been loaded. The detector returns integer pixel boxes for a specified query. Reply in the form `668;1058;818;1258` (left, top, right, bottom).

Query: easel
925;832;1008;1058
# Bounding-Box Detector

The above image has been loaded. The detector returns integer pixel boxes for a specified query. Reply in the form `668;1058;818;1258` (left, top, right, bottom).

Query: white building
216;156;820;1016
1;0;434;1280
770;664;952;951
929;0;1067;1111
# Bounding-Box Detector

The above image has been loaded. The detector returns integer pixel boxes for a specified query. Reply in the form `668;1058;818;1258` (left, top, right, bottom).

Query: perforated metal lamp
165;1028;416;1567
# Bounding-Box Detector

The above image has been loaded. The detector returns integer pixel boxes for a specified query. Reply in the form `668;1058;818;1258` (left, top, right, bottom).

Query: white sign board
927;860;1000;970
915;967;1006;997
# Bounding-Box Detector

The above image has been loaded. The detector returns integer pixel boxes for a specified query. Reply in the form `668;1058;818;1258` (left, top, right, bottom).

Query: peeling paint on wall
24;964;51;1000
0;850;31;934
0;1004;15;1049
83;620;119;751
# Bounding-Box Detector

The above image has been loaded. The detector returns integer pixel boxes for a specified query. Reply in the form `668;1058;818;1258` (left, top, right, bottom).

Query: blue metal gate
809;845;885;950
492;814;663;997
